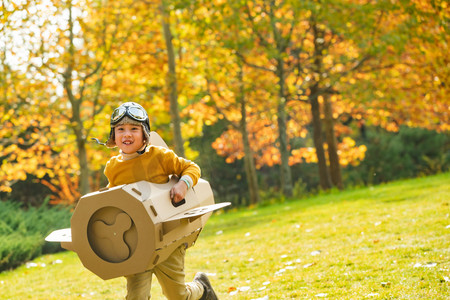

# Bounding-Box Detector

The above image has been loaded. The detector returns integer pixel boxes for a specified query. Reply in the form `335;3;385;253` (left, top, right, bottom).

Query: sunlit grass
1;173;449;299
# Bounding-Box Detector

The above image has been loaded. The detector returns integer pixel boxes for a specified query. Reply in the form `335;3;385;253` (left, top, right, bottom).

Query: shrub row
345;126;450;185
0;199;71;272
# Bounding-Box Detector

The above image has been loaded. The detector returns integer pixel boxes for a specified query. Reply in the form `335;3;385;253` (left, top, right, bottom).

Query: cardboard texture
46;132;230;280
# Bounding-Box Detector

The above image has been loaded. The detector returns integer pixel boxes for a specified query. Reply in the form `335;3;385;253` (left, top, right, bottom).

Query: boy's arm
170;161;200;203
163;149;201;203
161;147;201;186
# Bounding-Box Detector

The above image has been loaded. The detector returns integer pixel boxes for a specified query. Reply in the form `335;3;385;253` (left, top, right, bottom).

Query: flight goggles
110;103;148;125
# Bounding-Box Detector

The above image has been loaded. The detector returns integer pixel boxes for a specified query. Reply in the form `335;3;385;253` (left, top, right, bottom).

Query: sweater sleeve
159;147;201;186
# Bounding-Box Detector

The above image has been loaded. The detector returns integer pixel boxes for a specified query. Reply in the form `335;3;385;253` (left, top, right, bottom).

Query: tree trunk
323;95;343;189
310;22;332;190
276;58;293;197
65;0;90;196
237;66;260;205
64;78;90;196
243;154;260;205
309;86;332;190
161;1;184;156
77;136;90;195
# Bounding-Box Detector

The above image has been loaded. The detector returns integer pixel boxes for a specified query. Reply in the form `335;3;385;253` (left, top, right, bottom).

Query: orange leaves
338;137;367;167
41;171;81;205
259;146;281;168
0;83;86;202
212;129;244;163
289;138;367;168
290;147;317;165
212;126;278;168
346;1;449;133
182;101;220;138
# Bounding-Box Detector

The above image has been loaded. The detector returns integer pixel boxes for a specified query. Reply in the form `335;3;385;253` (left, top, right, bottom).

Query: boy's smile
114;124;145;154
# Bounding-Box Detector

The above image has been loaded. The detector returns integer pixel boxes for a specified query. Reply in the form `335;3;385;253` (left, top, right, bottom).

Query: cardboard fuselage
45;132;229;280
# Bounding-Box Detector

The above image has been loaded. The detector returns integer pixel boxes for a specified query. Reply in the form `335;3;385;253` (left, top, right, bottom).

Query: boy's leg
153;245;204;300
125;270;153;300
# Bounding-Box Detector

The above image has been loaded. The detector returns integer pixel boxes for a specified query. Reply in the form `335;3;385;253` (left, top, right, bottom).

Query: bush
0;234;42;270
0;199;72;272
344;126;449;185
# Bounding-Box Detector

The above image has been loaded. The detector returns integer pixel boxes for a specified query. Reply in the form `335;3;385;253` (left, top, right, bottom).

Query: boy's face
114;124;145;154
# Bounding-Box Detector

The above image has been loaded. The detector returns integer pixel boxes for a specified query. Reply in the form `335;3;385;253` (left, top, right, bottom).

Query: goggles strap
91;137;106;146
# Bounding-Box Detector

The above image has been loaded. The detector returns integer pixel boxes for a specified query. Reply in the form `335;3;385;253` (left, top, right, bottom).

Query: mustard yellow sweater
104;145;201;188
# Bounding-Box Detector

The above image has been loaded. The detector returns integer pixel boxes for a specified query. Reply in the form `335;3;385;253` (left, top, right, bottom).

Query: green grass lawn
1;173;449;299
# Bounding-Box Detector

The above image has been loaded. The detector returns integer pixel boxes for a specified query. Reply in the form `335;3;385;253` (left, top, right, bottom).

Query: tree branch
235;51;275;73
243;2;271;49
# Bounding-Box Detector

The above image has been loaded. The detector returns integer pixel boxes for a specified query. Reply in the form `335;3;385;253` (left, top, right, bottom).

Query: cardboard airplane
46;132;230;280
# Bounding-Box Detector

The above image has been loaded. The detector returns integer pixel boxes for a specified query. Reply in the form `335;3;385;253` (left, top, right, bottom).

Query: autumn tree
172;1;268;204
1;0;150;199
183;0;374;195
232;0;433;192
0;0;79;201
206;56;263;205
353;0;449;133
236;1;296;196
127;0;207;158
186;0;298;197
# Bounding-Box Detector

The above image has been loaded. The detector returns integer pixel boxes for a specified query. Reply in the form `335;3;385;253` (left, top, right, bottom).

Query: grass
1;173;449;299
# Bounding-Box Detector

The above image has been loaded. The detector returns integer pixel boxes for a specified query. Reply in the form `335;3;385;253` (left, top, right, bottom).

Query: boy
103;102;218;300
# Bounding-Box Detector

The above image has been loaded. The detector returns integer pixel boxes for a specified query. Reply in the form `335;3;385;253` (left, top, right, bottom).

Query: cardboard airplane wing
45;228;71;243
164;202;231;222
45;131;230;280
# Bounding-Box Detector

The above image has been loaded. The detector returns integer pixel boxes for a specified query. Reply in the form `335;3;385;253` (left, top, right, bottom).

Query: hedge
0;199;71;272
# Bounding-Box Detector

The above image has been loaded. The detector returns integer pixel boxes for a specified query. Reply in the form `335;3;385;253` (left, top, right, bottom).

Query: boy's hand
170;181;188;204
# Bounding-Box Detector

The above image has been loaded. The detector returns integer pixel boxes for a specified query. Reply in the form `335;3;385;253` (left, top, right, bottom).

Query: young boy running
103;102;218;300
